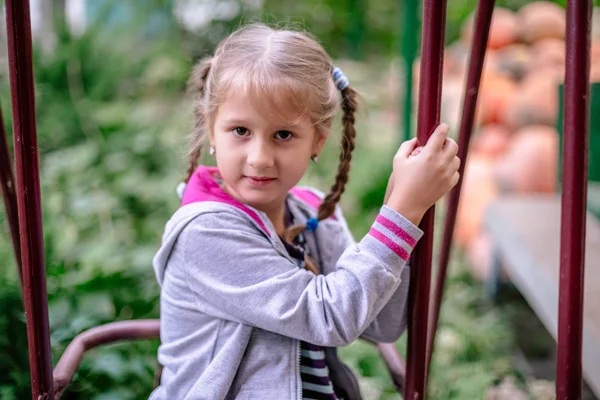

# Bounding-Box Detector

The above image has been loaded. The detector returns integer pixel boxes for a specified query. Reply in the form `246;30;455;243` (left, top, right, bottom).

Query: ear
205;112;215;145
312;129;328;157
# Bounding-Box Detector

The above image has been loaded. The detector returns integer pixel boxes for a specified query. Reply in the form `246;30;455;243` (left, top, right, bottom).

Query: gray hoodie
150;166;423;399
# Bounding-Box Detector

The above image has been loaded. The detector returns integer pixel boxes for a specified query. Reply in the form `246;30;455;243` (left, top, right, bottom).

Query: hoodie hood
153;165;330;286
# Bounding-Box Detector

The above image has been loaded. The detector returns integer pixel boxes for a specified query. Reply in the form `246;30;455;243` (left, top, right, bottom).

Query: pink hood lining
181;166;335;236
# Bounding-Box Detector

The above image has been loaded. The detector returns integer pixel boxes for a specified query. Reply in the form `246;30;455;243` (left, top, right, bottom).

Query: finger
451;171;460;188
423;123;449;154
451;155;461;173
410;146;423;157
442;138;459;161
396;137;419;158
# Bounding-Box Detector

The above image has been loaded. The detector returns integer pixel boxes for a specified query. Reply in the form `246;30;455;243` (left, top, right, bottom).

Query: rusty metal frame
2;0;594;398
53;320;160;399
0;104;22;283
5;1;54;399
404;0;447;398
427;0;495;371
556;0;592;398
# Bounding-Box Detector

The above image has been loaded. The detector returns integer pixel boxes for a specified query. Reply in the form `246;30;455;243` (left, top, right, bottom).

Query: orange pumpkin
466;234;494;281
590;62;600;83
493;44;533;80
591;40;600;62
455;155;499;248
590;40;600;82
517;1;566;43
494;125;559;193
462;8;519;50
529;38;565;74
500;70;561;129
477;73;518;124
471;124;512;159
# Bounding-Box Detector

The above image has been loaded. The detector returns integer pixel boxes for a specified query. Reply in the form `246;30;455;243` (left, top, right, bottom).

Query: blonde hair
186;24;358;274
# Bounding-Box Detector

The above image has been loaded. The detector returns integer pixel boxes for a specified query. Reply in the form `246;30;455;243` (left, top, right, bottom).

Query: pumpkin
494;125;559;193
445;42;470;77
529;38;565;74
461;8;519;50
466;234;494;281
590;62;600;83
455;154;499;248
493;44;533;80
471;124;512;159
517;1;566;43
477;73;518;124
500;70;561;128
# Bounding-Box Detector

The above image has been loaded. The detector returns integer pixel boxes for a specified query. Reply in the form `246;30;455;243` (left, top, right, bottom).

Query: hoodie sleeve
179;207;422;347
334;205;416;343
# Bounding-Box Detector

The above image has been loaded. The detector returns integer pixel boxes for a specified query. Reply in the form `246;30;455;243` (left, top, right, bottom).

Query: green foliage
0;11;194;399
0;1;572;398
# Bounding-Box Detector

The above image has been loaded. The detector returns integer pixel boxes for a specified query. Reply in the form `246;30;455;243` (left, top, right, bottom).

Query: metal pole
556;0;592;398
402;0;418;142
426;0;495;372
404;0;447;398
348;0;366;59
0;103;22;283
5;1;54;399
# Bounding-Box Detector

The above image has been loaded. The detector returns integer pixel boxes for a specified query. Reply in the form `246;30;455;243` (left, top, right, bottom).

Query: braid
317;86;358;220
185;57;213;182
282;85;359;275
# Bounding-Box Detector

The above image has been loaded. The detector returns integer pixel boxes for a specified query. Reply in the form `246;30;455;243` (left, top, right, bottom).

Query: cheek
214;136;241;173
280;149;311;181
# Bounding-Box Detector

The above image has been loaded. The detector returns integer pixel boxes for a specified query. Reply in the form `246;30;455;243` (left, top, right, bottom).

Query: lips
244;176;277;186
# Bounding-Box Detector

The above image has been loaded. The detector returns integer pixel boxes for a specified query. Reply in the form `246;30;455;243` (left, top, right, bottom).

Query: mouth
244;175;277;186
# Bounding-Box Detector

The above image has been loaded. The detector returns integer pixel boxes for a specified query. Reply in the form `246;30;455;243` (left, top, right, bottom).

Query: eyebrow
221;119;248;126
220;118;307;131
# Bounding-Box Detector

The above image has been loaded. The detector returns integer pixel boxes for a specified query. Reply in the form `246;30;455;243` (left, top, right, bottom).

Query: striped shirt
282;205;340;400
299;341;338;399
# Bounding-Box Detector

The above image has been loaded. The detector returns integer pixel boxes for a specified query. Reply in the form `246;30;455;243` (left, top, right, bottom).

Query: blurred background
1;0;600;399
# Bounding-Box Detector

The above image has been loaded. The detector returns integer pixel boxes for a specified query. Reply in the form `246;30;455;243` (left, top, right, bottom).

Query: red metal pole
5;1;54;399
0;103;23;283
426;0;495;371
556;0;592;398
404;0;447;398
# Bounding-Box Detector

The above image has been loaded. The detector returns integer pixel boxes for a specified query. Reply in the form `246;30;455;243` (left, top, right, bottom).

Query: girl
151;24;459;400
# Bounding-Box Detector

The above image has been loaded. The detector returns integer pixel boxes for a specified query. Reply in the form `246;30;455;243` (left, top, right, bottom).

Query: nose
247;138;274;170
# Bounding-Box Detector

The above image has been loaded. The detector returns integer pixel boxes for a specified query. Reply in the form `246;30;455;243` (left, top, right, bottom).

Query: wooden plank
484;195;600;397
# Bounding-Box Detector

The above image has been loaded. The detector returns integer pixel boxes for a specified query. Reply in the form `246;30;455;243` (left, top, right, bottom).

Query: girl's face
210;91;327;214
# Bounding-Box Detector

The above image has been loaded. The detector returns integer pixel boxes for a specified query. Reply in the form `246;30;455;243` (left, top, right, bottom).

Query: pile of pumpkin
415;2;600;279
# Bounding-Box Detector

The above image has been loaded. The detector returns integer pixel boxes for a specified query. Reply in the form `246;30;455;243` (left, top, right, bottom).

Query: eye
232;127;250;137
274;130;293;141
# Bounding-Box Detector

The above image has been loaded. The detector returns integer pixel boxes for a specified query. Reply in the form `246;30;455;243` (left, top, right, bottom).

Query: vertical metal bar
0;103;23;283
426;0;495;372
402;0;418;142
556;0;592;398
404;0;447;398
348;0;366;59
5;1;54;399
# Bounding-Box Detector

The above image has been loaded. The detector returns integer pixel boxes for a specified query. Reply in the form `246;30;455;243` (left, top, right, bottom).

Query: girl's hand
386;123;460;225
382;146;424;203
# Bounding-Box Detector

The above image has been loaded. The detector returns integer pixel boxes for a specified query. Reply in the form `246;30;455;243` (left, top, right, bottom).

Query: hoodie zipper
297;340;302;399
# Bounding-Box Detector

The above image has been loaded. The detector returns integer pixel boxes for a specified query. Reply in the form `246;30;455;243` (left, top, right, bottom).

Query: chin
238;190;284;211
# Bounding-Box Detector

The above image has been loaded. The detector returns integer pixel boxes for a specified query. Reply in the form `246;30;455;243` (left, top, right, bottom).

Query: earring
209;146;215;155
311;154;319;163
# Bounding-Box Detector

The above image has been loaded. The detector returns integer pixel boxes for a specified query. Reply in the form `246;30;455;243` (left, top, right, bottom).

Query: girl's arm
179;207;421;348
334;204;412;343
